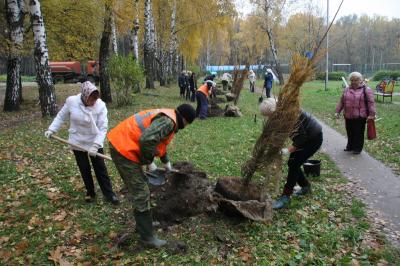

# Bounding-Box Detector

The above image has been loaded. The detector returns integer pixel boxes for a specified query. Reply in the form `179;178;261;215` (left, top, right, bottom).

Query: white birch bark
29;0;57;117
168;0;177;76
130;0;139;60
144;0;155;88
4;0;24;111
111;14;118;55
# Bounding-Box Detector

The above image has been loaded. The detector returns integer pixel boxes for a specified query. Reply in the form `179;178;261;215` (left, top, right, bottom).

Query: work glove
148;161;157;171
44;130;54;139
88;144;100;157
164;161;172;171
334;113;340;119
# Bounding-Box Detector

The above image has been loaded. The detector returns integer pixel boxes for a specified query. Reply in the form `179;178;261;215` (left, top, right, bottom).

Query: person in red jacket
107;104;196;248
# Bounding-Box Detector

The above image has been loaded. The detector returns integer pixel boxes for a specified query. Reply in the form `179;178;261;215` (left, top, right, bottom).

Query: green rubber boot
134;210;167;248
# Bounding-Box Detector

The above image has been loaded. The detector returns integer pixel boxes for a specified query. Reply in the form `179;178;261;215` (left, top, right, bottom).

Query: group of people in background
178;70;197;102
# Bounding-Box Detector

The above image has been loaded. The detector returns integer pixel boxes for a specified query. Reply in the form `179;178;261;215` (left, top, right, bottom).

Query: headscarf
80;81;99;104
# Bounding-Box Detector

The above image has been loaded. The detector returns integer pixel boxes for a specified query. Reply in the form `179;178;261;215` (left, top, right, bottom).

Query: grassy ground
0;75;36;82
0;83;399;264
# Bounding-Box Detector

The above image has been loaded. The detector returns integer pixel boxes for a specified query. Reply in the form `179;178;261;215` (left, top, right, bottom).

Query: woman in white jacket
45;81;119;204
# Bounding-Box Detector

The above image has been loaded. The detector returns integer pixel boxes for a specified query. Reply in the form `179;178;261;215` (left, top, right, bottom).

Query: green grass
0;83;399;264
0;74;37;82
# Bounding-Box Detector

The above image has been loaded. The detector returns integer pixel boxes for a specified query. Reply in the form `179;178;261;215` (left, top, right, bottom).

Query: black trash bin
303;159;321;177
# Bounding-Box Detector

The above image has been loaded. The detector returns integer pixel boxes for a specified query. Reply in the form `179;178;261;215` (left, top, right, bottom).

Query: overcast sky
235;0;400;20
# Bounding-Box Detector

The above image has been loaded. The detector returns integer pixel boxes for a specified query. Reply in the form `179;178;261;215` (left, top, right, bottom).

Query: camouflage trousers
109;143;151;212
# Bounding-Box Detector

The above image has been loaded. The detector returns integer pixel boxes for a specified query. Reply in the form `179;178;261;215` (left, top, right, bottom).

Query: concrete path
319;119;400;244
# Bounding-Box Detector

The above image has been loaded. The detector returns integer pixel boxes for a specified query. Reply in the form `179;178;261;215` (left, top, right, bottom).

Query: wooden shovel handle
50;135;112;161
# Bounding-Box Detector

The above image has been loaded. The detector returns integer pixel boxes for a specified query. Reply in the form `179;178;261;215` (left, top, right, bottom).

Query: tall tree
99;2;113;103
29;0;57;117
4;0;24;112
143;0;156;88
111;13;118;55
252;0;286;85
167;0;178;76
130;0;139;60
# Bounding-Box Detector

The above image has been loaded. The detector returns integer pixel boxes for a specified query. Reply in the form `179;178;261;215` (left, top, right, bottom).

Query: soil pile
150;162;216;224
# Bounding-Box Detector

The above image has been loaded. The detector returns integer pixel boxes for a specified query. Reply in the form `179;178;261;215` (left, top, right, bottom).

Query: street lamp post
325;0;329;91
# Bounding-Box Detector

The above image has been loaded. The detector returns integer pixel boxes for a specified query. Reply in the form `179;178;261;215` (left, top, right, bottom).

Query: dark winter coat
290;110;322;149
178;74;187;88
264;73;273;89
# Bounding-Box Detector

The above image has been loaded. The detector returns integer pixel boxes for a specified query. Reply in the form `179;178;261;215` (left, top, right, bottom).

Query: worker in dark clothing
107;104;196;248
178;71;188;98
203;74;216;82
263;69;274;98
188;72;197;102
259;99;323;209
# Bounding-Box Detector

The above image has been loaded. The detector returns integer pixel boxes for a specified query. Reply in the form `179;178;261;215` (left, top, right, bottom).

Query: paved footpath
319;119;400;244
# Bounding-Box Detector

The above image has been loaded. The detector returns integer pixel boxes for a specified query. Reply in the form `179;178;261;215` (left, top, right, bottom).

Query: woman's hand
288;146;297;153
367;116;375;120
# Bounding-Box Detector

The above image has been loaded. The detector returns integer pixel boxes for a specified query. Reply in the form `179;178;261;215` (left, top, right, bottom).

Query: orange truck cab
49;60;99;84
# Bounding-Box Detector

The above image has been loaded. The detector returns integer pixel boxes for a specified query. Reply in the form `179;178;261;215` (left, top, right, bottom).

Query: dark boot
134;210;167;248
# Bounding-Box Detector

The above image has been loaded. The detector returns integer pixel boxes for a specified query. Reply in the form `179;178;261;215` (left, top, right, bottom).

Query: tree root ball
150;162;216;225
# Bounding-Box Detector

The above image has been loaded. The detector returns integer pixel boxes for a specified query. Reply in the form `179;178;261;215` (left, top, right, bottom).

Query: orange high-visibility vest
107;109;177;163
197;84;210;97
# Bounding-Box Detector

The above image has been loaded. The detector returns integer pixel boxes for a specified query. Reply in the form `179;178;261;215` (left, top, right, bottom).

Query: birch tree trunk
144;0;155;89
168;0;177;76
111;14;118;55
4;0;24;112
266;28;284;85
29;0;57;117
130;0;139;60
99;3;112;103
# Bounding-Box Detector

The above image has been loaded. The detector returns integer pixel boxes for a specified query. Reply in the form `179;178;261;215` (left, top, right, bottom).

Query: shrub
108;54;144;106
372;70;400;81
315;71;347;81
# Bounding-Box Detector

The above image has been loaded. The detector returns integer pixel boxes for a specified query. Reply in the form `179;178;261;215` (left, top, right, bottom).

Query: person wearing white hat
259;99;323;209
263;69;274;98
45;81;119;204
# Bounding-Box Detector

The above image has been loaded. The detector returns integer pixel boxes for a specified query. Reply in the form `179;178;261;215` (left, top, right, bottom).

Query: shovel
50;134;112;160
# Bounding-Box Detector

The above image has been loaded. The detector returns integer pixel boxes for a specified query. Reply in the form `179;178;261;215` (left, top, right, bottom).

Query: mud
207;102;225;117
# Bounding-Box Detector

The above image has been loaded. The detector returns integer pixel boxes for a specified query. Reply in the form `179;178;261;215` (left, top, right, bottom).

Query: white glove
148;162;157;171
88;144;99;157
164;161;172;171
281;148;289;155
44;130;54;139
334;113;340;119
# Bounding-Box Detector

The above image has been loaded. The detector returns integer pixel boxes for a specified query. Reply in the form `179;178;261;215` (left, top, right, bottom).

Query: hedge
372;70;400;81
315;71;347;81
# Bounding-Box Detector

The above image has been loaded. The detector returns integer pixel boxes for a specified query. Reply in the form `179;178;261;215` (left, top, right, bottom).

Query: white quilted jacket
48;94;108;151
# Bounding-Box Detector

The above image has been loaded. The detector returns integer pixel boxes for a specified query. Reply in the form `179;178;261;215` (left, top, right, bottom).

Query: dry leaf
54;210;67;221
48;246;62;264
0;236;10;244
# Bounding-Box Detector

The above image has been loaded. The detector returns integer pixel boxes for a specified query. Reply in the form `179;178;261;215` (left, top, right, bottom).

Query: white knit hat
259;98;276;116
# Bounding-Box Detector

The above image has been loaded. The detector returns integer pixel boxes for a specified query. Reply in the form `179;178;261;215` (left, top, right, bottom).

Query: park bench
374;79;395;103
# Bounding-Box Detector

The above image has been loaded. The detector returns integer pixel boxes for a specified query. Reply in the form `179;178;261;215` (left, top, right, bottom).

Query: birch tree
168;0;178;76
4;0;24;112
111;13;118;55
252;0;287;85
143;0;156;88
99;2;113;103
130;0;139;60
29;0;57;117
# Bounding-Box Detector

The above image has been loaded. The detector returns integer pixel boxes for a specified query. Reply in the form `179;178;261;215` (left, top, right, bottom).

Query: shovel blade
145;170;166;186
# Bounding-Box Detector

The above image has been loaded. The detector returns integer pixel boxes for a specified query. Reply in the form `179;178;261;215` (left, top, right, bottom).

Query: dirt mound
150;162;215;224
208;102;225;117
